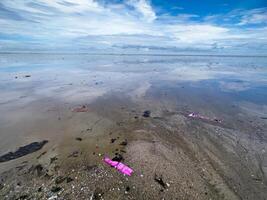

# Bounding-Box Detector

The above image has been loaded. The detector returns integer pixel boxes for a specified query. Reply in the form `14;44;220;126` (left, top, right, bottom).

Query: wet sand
0;54;267;199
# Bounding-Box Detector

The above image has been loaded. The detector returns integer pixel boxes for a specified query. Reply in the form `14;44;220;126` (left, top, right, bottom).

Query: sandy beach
0;54;267;199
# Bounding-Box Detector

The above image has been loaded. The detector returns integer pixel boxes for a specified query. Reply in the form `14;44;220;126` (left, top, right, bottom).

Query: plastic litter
188;112;222;123
104;157;133;176
72;105;89;112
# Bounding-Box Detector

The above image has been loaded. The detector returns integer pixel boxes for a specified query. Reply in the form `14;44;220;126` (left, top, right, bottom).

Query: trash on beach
72;105;89;112
188;112;222;123
104;156;133;176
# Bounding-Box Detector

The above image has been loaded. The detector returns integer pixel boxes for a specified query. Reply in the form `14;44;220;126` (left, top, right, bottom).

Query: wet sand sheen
0;54;267;199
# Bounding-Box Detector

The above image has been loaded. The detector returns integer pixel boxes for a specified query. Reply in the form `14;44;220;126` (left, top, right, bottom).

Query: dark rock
119;140;128;146
154;174;166;189
143;110;151;118
66;177;73;183
55;176;66;184
34;164;44;176
112;154;124;162
51;186;61;193
110;138;116;143
75;137;82;141
37;187;42;192
0;140;48;163
50;156;58;164
16;194;28;199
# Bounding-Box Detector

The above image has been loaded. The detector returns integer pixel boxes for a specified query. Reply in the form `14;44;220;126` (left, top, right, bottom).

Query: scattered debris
50;156;58;164
29;164;44;176
72;105;89;112
37;151;47;159
0;140;48;162
68;151;79;158
188;112;222;123
75;137;82;141
51;186;61;193
154;174;167;189
16;164;27;171
16;194;29;199
92;188;103;200
143;110;151;118
55;176;66;184
104;156;133;176
85;165;97;171
119;140;128;146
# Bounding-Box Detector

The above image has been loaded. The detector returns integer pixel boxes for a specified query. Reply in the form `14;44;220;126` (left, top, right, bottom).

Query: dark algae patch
0;140;48;163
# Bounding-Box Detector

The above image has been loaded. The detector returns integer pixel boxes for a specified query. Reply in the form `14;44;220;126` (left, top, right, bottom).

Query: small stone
143;110;151;118
66;177;73;183
51;186;61;193
55;176;65;184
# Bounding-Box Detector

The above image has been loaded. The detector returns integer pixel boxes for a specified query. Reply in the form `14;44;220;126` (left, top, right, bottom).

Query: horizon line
0;52;267;58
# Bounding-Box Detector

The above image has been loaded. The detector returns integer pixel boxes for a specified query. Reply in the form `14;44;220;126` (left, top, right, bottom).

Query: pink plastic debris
72;105;89;112
104;157;133;176
188;112;222;123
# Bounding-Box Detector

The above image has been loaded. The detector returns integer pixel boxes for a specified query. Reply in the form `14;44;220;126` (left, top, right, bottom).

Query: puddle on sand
0;54;267;199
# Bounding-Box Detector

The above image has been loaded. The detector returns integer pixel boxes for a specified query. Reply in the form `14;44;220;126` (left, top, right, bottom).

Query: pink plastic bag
104;157;133;176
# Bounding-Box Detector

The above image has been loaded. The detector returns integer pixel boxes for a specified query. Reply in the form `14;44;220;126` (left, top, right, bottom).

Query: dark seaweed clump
0;140;48;163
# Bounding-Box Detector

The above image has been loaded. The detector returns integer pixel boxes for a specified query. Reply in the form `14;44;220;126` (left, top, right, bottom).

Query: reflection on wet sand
0;54;267;199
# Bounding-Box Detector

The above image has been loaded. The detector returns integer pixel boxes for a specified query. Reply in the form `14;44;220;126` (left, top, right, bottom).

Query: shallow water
0;53;267;199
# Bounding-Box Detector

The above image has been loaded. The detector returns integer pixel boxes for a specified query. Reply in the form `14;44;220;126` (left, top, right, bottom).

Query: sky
0;0;267;54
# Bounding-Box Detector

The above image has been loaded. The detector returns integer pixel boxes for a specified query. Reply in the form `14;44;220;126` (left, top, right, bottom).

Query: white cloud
0;1;266;53
127;0;156;22
238;13;267;25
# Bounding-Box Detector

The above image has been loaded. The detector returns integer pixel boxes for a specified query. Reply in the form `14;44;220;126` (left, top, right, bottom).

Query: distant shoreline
0;52;267;57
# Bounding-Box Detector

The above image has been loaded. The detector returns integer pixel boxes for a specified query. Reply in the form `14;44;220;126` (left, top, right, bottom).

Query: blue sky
0;0;266;54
